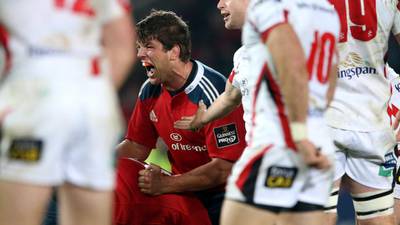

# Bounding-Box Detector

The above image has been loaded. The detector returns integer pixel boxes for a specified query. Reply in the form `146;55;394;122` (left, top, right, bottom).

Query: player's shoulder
247;0;287;23
233;46;246;65
293;0;337;12
187;61;227;107
138;79;162;100
199;61;226;87
247;0;282;14
249;0;284;8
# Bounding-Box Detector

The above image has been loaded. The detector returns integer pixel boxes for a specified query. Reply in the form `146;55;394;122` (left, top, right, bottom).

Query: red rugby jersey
126;60;246;174
113;158;212;225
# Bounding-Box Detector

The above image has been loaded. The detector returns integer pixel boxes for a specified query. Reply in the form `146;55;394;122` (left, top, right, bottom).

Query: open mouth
221;12;230;21
142;62;156;77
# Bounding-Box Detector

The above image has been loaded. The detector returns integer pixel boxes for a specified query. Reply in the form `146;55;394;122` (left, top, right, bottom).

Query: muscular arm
116;139;152;161
266;24;330;169
201;81;242;124
174;81;242;130
267;24;308;123
140;158;234;194
102;14;136;89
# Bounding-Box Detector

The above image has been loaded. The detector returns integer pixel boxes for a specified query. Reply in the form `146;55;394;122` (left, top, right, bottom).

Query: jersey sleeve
125;98;158;149
249;0;288;43
393;3;400;35
202;105;246;162
228;69;240;89
229;48;242;89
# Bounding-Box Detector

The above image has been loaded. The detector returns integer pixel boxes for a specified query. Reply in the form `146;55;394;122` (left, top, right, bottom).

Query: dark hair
137;10;192;62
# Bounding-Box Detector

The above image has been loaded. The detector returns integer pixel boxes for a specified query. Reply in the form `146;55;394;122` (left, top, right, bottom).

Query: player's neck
164;61;193;92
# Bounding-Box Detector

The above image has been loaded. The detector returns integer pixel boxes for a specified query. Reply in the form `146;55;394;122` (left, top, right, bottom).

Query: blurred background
119;1;400;225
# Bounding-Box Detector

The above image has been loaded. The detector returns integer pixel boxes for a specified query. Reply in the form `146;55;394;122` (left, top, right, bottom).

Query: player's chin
225;22;236;30
224;22;232;29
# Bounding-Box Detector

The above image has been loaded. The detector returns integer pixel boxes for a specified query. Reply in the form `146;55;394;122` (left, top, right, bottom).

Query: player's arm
139;158;233;194
267;24;330;169
267;24;308;124
141;106;246;195
200;81;242;125
327;61;338;105
174;81;242;130
102;13;136;89
116;139;152;161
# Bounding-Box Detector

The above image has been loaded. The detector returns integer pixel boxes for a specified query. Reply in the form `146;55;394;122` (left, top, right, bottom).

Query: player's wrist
290;122;308;142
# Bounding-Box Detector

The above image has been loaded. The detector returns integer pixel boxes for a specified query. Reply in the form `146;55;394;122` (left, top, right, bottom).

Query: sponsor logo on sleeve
213;123;239;148
8;138;42;162
265;166;298;188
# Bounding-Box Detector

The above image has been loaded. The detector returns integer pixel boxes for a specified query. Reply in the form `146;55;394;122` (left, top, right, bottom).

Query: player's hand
174;100;207;131
295;140;331;170
393;111;400;142
138;163;164;195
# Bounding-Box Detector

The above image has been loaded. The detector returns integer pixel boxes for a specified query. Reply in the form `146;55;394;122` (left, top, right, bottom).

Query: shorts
330;127;396;190
0;58;123;190
225;144;334;210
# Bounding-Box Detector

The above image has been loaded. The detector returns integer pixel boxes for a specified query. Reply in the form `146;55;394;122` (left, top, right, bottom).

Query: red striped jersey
126;60;246;175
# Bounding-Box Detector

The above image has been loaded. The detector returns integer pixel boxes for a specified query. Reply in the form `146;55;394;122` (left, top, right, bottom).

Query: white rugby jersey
326;0;400;131
228;46;252;142
242;0;339;149
0;0;129;77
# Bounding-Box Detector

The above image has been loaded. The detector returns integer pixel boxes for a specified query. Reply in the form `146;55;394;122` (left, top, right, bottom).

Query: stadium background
118;1;400;225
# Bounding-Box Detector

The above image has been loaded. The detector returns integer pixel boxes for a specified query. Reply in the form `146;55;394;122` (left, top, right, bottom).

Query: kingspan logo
338;66;377;80
338;52;378;80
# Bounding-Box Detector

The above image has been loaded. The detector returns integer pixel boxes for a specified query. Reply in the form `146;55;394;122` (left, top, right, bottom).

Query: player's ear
168;44;181;61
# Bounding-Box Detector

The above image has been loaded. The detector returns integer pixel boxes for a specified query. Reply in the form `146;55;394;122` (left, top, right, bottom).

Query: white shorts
330;127;396;190
0;57;123;191
225;144;334;209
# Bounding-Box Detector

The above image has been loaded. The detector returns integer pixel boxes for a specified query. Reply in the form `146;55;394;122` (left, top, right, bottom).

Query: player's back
242;0;339;149
114;158;212;225
326;0;400;131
